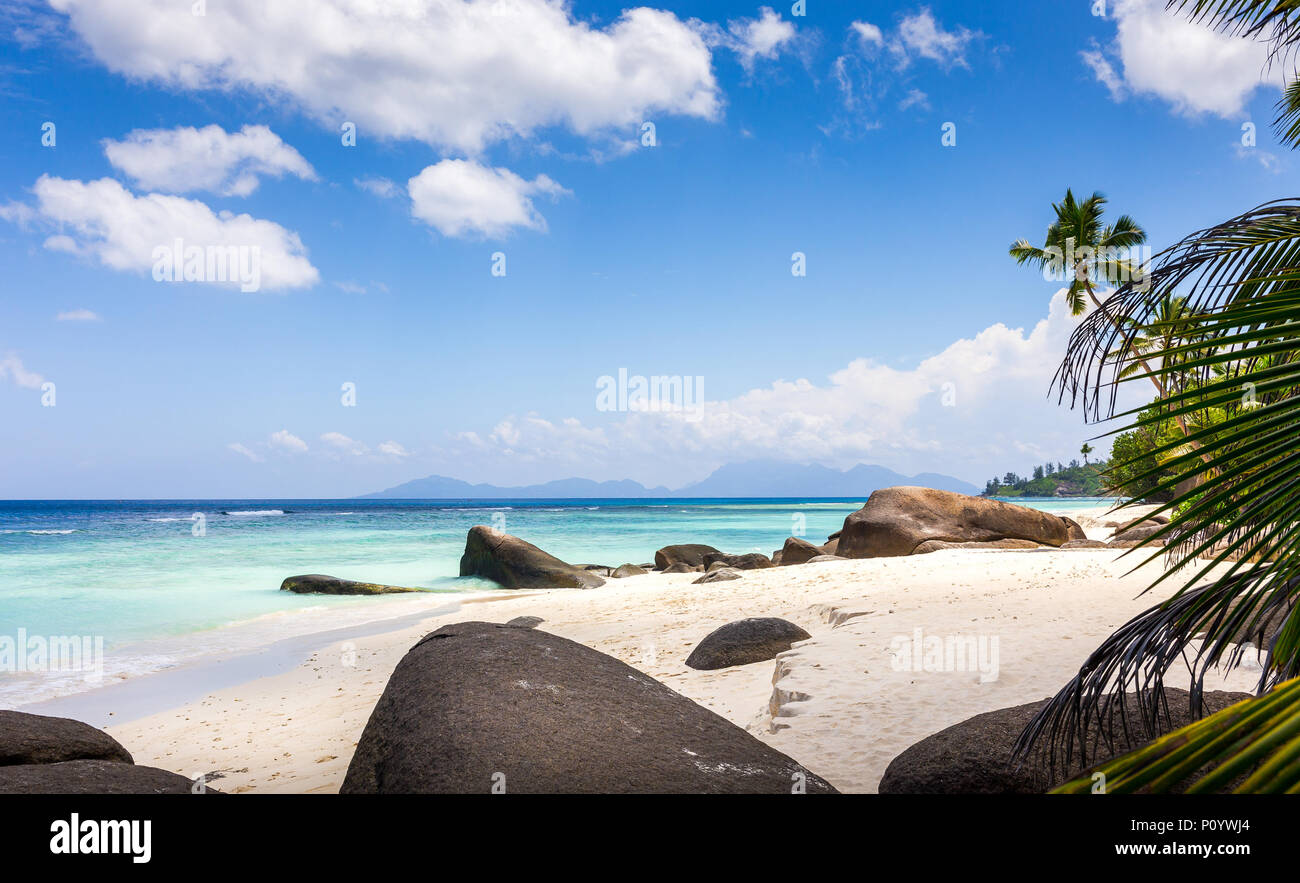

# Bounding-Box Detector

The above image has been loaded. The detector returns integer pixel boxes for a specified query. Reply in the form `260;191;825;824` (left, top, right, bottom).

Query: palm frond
1017;199;1300;788
1053;676;1300;793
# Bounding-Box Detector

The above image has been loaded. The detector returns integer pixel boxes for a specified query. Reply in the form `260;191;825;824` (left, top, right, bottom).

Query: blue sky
0;0;1292;498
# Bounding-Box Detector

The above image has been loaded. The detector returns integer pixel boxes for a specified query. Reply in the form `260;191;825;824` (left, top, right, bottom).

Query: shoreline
73;502;1261;793
15;589;527;729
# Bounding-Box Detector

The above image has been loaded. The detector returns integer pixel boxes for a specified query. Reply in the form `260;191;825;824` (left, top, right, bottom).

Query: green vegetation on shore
981;461;1108;498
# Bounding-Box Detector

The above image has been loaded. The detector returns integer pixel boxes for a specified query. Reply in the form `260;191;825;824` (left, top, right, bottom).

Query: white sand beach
78;503;1263;794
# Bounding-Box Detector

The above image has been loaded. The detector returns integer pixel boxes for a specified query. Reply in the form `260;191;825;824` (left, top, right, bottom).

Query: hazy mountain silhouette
362;460;978;499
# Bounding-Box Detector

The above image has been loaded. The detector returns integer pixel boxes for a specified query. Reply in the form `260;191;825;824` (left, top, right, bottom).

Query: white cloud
355;177;400;199
1081;44;1125;101
408;159;569;239
55;309;101;321
431;291;1141;487
851;8;981;72
851;21;884;47
321;431;367;455
49;0;720;154
5;175;318;290
834;9;981;119
1085;0;1282;117
0;353;45;389
269;429;308;453
722;7;797;71
377;440;410;458
898;88;930;111
227;442;264;463
102;124;316;197
893;7;979;69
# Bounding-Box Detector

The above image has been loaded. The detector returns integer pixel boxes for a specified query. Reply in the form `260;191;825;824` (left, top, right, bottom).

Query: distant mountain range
360;460;980;499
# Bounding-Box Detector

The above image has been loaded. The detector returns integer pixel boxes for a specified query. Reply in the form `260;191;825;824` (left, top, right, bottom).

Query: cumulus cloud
321;431;367;456
48;0;720;154
0;353;45;389
269;429;308;453
55;309;101;321
4;175;318;290
431;291;1140;487
1084;0;1282;117
102;124;316;197
408;159;569;238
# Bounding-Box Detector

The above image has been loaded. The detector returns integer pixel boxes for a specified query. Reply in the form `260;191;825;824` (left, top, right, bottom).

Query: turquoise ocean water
0;496;1117;705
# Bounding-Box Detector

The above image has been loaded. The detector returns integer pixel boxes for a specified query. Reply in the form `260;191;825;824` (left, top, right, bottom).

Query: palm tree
1014;0;1300;796
1010;189;1147;317
1009;192;1201;446
1080;442;1094;464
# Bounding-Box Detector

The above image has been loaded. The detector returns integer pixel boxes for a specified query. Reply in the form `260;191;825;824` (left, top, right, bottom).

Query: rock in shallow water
685;618;812;670
342;621;837;793
0;711;134;766
280;574;425;595
459;526;605;589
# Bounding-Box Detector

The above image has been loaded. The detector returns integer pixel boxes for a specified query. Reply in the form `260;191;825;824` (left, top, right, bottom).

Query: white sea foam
2;529;77;535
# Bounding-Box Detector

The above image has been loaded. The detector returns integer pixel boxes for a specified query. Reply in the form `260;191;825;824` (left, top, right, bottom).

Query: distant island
981;460;1110;498
361;459;981;499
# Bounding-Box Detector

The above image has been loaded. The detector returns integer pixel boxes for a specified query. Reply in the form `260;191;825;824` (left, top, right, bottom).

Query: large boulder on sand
341;622;837;794
685;618;812;670
878;688;1252;794
653;543;720;570
459;526;605;589
611;564;649;579
0;759;207;794
913;538;1043;554
838;487;1071;558
663;562;701;574
692;568;743;584
702;551;774;571
1111;523;1167;543
0;711;133;766
280;574;424;595
1061;517;1088;541
779;537;823;566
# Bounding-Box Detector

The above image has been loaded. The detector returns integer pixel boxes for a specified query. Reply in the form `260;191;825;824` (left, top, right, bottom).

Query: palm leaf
1016;199;1300;790
1052;676;1300;793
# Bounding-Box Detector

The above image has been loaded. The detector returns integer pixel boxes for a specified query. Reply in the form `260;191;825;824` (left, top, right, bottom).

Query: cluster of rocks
453;488;1176;592
0;710;210;794
341;621;836;793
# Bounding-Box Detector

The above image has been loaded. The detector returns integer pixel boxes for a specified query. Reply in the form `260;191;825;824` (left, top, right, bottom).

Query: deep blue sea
0;496;1115;705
